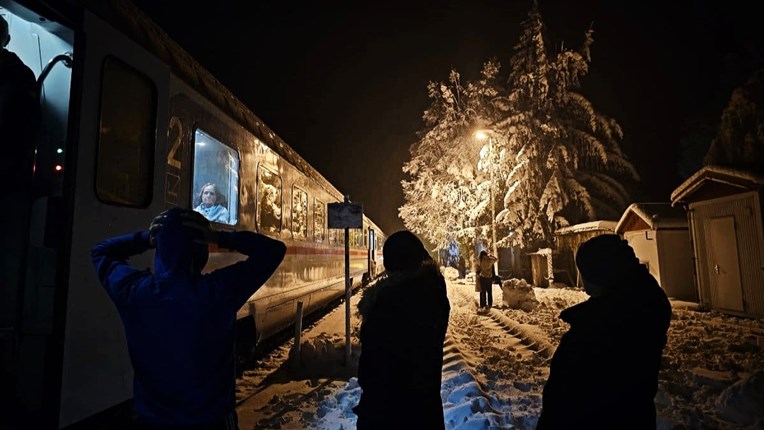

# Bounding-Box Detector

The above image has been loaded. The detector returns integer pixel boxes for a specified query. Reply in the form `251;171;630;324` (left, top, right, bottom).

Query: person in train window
354;230;451;430
536;234;671;430
194;182;230;223
258;183;281;231
91;208;286;429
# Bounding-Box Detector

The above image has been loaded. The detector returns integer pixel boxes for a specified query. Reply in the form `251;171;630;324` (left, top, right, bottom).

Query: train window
329;228;344;246
291;186;308;240
192;129;239;225
314;199;326;243
329;228;337;245
257;165;282;234
95;57;156;207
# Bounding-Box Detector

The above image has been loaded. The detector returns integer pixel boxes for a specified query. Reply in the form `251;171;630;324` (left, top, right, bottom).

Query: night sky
131;0;763;236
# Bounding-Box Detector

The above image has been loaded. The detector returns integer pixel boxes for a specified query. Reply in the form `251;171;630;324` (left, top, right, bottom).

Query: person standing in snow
476;250;499;310
91;208;286;429
354;230;451;430
536;234;671;430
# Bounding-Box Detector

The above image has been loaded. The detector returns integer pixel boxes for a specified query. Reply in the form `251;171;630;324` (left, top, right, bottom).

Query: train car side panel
57;11;170;428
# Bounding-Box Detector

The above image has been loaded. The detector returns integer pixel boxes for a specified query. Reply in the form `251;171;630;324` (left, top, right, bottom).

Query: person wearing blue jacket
91;207;286;429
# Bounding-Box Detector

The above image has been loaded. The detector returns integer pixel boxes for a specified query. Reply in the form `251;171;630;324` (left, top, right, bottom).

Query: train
0;0;386;428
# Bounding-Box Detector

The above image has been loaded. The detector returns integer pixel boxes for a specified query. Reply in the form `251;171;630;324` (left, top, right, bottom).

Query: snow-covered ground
235;275;764;430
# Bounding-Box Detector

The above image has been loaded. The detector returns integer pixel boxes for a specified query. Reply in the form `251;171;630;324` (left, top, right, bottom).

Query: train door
49;11;169;429
368;228;376;277
1;1;74;427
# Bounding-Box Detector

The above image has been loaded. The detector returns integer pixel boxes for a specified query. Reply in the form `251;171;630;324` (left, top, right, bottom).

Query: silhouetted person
0;17;41;413
536;234;671;430
354;230;450;430
91;208;286;429
477;250;499;309
0;15;39;187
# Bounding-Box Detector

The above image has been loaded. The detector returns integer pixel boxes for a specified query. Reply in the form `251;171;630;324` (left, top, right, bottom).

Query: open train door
33;8;169;429
368;228;376;278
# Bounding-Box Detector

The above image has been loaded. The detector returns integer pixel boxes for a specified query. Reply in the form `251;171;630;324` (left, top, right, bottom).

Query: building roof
671;165;763;205
615;203;688;233
555;220;618;235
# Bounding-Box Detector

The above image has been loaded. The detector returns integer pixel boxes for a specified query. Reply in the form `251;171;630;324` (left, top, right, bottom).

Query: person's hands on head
148;210;171;248
180;210;218;245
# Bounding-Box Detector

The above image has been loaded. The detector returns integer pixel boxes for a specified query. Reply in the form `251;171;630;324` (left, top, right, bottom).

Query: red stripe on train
209;243;368;256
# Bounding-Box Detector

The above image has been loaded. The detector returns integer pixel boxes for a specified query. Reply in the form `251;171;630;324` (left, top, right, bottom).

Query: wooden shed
615;203;697;301
554;220;618;287
671;166;763;318
529;248;553;288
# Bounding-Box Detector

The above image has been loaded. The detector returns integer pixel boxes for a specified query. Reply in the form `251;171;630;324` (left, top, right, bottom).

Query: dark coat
537;269;671;430
354;261;450;430
91;219;286;427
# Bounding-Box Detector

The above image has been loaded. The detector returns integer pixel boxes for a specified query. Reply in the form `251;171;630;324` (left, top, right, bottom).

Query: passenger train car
0;0;386;427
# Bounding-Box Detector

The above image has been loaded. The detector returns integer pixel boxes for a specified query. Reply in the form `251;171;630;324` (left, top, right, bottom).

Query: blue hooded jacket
91;208;286;426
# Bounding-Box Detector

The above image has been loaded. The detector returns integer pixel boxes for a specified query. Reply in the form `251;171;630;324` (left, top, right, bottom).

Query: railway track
442;279;551;428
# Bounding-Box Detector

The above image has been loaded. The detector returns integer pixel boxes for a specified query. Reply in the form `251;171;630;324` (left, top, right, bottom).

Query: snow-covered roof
671;165;763;205
554;220;618;235
615;203;688;233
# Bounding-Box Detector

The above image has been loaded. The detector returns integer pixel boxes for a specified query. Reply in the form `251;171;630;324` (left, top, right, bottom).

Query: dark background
131;0;763;236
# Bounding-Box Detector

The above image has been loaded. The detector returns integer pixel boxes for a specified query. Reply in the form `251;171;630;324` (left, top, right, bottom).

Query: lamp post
475;129;499;274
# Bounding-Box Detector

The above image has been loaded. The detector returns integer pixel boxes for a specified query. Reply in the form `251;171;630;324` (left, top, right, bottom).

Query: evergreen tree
400;2;637;254
494;2;637;250
703;69;763;174
400;62;502;255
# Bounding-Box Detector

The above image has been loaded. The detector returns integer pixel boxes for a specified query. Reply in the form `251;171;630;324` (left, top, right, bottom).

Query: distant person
536;234;671;430
194;182;230;223
354;230;450;430
91;208;286;429
476;250;499;310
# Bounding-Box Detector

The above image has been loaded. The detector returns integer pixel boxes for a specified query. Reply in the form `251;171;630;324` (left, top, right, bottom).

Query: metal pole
489;136;499;274
344;225;351;365
291;301;304;371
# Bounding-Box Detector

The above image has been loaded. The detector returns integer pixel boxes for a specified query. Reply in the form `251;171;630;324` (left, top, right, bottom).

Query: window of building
292;186;308;240
258;165;282;234
95;57;156;206
192;129;239;225
314;199;326;243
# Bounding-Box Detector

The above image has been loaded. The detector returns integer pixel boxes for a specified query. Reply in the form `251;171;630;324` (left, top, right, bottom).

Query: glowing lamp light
57;148;63;154
55;165;63;172
474;130;489;140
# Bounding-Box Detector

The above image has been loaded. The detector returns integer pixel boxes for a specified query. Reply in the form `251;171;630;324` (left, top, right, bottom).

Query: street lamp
474;129;499;274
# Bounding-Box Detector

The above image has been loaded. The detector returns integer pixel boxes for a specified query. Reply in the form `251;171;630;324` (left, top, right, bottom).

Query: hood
357;260;445;320
154;208;209;278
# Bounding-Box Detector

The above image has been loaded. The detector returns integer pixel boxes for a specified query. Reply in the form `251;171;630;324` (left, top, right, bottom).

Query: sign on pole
328;199;363;229
327;196;363;365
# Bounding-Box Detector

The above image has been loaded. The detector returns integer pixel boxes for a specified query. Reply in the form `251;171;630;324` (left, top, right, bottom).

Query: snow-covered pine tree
400;62;503;255
494;2;638;250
